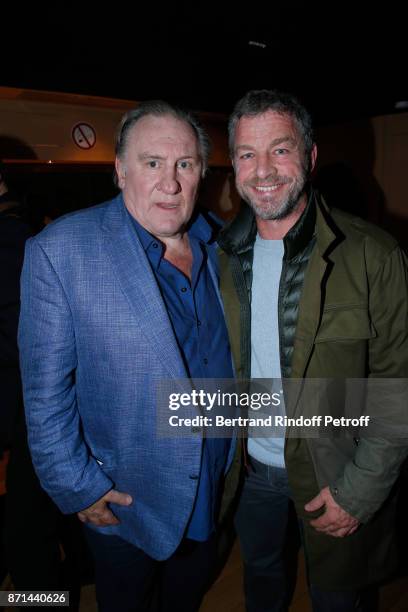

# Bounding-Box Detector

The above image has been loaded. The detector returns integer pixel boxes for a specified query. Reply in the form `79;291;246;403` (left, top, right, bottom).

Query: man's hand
304;486;359;537
77;489;132;526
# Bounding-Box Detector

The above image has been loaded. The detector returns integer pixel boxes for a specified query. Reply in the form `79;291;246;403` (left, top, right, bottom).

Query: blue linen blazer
18;194;234;560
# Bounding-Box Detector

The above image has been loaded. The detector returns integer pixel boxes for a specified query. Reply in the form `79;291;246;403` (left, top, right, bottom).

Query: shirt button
181;287;187;293
152;242;159;248
203;358;208;365
197;320;201;327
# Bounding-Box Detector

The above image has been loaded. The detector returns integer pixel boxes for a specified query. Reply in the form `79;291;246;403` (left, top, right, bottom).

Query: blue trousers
235;457;376;612
84;528;217;612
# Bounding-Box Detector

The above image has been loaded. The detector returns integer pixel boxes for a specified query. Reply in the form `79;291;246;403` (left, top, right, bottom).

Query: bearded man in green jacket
218;89;408;612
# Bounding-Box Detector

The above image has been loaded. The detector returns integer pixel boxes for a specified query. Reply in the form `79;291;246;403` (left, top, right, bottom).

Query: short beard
239;165;309;221
248;186;303;220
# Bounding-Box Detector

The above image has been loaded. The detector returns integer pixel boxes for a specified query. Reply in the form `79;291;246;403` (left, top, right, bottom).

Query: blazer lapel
101;196;187;379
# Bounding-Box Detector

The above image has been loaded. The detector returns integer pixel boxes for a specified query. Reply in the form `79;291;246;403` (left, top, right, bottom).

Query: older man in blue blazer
18;101;235;612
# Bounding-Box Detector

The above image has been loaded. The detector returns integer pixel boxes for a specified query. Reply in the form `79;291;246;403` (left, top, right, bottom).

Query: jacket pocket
315;304;376;343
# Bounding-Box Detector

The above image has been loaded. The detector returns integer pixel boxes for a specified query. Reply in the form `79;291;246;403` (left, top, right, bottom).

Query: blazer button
189;474;199;480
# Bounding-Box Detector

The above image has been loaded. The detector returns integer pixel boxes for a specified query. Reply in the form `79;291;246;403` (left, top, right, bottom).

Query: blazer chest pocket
315;305;376;343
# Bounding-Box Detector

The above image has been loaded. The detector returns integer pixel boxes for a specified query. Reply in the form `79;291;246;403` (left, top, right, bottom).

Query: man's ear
115;157;126;189
310;143;318;173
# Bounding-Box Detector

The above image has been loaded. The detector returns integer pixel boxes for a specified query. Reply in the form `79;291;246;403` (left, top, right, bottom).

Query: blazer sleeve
18;237;113;513
331;246;408;522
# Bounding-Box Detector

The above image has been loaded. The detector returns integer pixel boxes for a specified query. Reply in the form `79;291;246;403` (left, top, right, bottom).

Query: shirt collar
128;211;159;252
126;207;214;254
188;211;214;244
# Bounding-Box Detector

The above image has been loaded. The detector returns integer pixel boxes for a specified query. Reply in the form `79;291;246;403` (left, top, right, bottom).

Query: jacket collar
314;193;344;258
218;199;257;255
218;187;341;261
283;191;316;260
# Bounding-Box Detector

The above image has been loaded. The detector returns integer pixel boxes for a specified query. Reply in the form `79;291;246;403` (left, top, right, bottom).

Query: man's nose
157;167;181;195
255;154;277;180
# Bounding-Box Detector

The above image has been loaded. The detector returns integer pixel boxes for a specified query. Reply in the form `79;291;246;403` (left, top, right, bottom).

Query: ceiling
2;2;406;126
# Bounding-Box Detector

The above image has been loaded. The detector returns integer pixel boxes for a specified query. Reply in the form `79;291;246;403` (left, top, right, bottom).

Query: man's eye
177;160;192;169
240;153;254;160
275;148;288;155
148;160;159;168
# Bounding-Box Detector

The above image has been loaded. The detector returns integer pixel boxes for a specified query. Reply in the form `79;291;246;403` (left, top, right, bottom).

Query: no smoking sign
72;122;96;149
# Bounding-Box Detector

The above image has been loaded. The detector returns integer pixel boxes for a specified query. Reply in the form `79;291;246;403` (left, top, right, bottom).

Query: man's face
115;114;202;239
233;111;316;220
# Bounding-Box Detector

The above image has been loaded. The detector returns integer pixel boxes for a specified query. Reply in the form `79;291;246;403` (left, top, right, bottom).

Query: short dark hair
115;100;210;182
228;89;314;158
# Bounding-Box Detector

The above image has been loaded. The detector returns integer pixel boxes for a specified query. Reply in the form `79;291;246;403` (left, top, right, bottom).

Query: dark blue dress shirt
129;211;233;541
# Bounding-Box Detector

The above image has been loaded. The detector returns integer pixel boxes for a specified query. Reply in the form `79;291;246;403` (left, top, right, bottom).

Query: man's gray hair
228;89;314;158
115;100;211;182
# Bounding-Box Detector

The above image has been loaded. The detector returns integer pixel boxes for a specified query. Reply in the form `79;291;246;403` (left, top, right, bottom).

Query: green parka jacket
218;190;408;589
